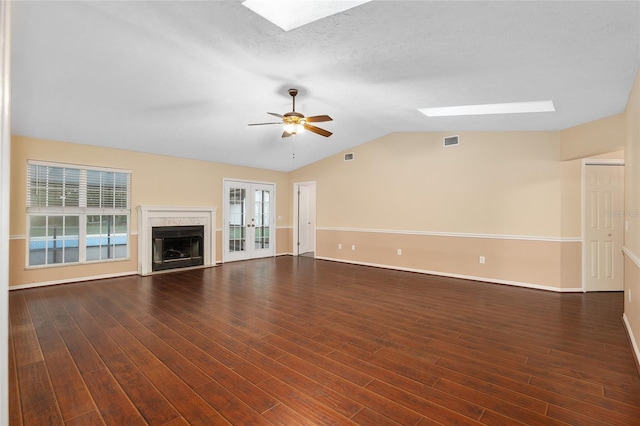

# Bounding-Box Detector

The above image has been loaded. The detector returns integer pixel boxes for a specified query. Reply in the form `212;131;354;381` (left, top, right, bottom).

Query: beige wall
560;113;626;160
291;131;583;290
9;135;291;287
295;132;563;236
623;68;640;370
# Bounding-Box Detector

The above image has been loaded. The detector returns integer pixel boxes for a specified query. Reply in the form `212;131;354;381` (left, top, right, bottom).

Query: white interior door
223;180;275;262
585;164;624;292
294;182;316;256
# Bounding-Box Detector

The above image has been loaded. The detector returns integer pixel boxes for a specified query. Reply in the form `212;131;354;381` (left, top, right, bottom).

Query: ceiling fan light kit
249;88;333;138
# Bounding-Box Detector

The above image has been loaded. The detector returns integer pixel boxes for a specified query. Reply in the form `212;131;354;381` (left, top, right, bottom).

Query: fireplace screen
152;225;204;272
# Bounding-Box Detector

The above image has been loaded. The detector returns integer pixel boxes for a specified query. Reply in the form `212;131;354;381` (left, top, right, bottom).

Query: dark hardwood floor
9;256;640;425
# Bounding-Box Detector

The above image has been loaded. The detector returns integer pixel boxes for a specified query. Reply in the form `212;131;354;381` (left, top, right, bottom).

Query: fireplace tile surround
138;206;216;275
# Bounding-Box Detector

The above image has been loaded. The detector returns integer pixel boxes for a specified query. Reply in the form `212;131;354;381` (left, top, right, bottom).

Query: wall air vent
443;135;459;147
344;152;355;161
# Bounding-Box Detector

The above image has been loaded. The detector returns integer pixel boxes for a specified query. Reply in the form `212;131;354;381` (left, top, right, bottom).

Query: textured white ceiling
11;1;640;171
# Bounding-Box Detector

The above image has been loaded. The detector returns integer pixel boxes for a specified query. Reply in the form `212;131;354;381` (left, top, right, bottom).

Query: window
27;161;131;267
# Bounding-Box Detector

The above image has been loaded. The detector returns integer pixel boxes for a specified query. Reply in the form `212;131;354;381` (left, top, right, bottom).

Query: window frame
26;160;132;269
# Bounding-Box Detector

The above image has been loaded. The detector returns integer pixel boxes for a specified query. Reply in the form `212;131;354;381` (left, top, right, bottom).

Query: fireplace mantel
138;206;217;275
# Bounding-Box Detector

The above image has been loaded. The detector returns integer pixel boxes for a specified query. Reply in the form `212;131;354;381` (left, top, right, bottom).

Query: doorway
223;180;275;262
293;182;316;257
583;163;624;292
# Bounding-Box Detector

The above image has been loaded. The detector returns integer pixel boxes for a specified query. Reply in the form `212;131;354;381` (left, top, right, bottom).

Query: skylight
242;0;372;32
418;100;556;117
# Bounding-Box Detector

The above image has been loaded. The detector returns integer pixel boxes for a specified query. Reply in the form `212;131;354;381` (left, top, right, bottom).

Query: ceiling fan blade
305;115;332;123
282;131;293;138
248;122;281;126
304;124;332;137
268;112;284;118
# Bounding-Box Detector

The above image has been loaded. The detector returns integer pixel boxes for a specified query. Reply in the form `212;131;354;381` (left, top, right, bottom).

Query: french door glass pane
255;189;270;249
229;188;246;252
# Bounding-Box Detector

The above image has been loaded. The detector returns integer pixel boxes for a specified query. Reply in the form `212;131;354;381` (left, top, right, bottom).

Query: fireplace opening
152;225;204;272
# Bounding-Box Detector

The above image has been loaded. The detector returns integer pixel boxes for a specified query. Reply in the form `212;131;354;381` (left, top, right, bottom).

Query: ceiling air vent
344;152;355;161
443;135;459;147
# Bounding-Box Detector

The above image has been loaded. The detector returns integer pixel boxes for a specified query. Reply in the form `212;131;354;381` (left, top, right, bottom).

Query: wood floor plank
321;336;442;387
9;257;640;425
82;367;147;426
478;409;530;425
27;292;100;420
8;328;23;426
255;376;358;425
276;355;424;424
351;407;409;425
545;403;619;426
31;318;96;421
142;366;231;425
432;378;562;426
195;380;273;425
57;289;122;360
240;347;364;418
121;323;213;389
260;334;374;386
365;379;484;425
17;361;64;425
58;327;106;375
102;352;182;425
64;410;105;426
10;293;44;367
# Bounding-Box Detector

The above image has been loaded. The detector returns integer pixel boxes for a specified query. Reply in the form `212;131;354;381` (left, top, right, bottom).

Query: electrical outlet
338;243;342;249
351;245;356;251
626;220;629;232
479;256;485;264
397;248;402;255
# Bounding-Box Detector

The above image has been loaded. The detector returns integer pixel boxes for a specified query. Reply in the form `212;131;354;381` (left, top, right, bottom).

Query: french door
223;180;275;262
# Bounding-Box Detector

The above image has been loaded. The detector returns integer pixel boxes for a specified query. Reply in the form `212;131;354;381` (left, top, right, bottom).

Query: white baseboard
315;256;578;293
9;271;138;291
623;313;640;375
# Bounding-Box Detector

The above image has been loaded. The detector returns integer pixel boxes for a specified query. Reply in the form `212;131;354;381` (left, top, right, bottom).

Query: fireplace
152;225;204;272
138;206;217;276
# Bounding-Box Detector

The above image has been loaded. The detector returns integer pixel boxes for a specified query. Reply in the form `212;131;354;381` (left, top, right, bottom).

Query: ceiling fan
248;88;333;138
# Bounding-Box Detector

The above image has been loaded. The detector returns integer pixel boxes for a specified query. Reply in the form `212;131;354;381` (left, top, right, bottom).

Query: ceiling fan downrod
289;88;298;112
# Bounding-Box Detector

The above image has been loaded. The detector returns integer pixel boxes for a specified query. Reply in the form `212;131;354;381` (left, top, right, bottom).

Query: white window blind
27;163;81;208
27;162;131;210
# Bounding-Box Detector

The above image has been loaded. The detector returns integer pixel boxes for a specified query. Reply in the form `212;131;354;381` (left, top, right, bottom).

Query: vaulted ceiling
11;1;640;171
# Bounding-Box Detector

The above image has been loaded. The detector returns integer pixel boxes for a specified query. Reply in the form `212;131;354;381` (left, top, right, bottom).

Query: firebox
152;225;204;272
